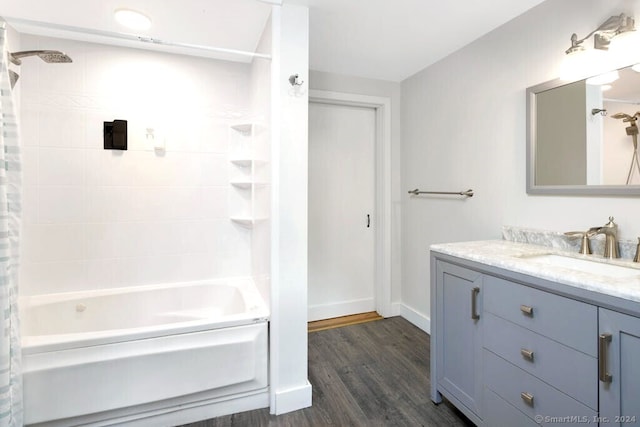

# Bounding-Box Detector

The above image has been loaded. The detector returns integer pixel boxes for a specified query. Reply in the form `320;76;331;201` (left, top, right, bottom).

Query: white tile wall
19;35;256;296
249;17;272;304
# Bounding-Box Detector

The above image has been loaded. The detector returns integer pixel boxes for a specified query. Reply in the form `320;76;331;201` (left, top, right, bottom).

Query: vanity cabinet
431;260;483;425
483;275;598;425
431;253;640;427
599;308;640;426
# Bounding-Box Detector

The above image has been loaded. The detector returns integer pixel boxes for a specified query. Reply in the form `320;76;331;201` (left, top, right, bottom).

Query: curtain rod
5;17;271;61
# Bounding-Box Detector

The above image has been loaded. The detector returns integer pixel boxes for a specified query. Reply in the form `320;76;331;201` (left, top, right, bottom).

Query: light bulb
114;9;152;31
586;70;619;85
608;29;640;69
559;48;608;81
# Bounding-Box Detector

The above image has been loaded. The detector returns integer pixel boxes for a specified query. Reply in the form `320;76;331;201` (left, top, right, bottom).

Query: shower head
8;50;72;66
611;112;640;123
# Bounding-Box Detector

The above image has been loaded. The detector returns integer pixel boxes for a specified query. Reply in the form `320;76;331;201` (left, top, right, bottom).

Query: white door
308;101;376;321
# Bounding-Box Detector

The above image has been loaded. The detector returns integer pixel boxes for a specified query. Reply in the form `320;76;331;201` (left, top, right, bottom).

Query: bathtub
20;277;270;426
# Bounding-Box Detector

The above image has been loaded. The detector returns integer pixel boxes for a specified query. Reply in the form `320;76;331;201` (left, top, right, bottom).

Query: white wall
401;0;640;329
269;4;312;415
19;35;256;296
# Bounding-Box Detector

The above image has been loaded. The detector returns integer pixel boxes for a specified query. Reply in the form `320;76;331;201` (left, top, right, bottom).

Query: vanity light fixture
114;8;152;31
560;13;637;81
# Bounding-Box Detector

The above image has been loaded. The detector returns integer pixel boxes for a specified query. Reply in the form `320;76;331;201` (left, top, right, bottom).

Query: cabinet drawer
484;312;597;409
484;388;540;427
485;350;596;424
484;275;597;355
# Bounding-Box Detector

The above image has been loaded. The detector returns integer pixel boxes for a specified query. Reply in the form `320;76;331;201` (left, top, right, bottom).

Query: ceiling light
114;9;152;31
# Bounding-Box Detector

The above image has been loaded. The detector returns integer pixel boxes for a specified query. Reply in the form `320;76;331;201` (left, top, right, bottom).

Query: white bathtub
20;277;270;426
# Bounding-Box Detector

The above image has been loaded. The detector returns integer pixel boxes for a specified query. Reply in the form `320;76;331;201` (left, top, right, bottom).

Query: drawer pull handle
520;392;534;407
520;304;534;316
599;333;613;383
471;287;480;320
520;348;534;362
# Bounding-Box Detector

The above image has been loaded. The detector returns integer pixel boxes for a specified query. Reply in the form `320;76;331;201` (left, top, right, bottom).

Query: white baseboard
308;298;375;321
389;301;401;317
393;303;431;334
272;381;312;415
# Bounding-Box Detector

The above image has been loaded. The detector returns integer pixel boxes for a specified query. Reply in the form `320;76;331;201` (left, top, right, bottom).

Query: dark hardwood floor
182;316;473;426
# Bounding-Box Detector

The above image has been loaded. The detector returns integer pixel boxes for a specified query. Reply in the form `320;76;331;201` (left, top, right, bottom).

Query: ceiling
0;0;547;82
286;0;547;81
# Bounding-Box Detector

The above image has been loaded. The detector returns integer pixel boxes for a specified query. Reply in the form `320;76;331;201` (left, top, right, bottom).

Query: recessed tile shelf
230;123;253;134
229;122;268;228
230;159;267;168
230;182;252;190
230;181;267;189
230;159;253;168
230;217;268;228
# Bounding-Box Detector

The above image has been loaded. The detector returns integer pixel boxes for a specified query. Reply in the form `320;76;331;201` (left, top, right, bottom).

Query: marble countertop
431;240;640;304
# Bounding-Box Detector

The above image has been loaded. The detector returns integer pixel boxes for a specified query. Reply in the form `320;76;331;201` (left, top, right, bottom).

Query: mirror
527;64;640;195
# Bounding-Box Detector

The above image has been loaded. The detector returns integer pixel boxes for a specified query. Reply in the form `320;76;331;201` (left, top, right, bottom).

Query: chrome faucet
593;216;619;259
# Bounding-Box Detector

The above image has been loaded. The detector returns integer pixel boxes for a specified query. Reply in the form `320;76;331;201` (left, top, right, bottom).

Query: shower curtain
0;21;23;427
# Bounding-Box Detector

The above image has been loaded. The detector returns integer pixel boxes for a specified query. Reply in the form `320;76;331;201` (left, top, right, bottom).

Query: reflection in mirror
527;64;640;195
604;67;640;185
535;80;588;185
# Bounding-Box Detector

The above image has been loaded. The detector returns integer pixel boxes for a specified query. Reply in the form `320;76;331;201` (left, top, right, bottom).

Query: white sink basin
518;254;640;279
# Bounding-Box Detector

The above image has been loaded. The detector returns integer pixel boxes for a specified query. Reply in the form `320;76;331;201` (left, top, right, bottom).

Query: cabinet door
432;260;483;419
599;308;640;426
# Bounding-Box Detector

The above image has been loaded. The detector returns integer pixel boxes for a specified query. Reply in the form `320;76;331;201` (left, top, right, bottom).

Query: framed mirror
526;64;640;195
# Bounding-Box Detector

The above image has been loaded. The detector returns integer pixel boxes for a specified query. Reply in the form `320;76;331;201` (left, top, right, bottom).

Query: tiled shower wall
19;34;257;296
249;16;272;298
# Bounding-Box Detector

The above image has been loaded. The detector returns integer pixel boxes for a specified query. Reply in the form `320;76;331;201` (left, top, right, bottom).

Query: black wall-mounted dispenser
104;120;128;150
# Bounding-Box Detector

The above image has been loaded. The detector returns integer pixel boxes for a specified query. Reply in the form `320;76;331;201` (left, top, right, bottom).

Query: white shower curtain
0;21;23;427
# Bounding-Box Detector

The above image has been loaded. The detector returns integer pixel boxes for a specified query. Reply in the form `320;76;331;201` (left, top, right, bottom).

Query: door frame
308;89;392;317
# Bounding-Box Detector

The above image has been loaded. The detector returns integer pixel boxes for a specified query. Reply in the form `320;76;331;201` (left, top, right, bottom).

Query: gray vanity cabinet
599;308;640;426
483;275;598;425
431;260;483;425
431;252;640;427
